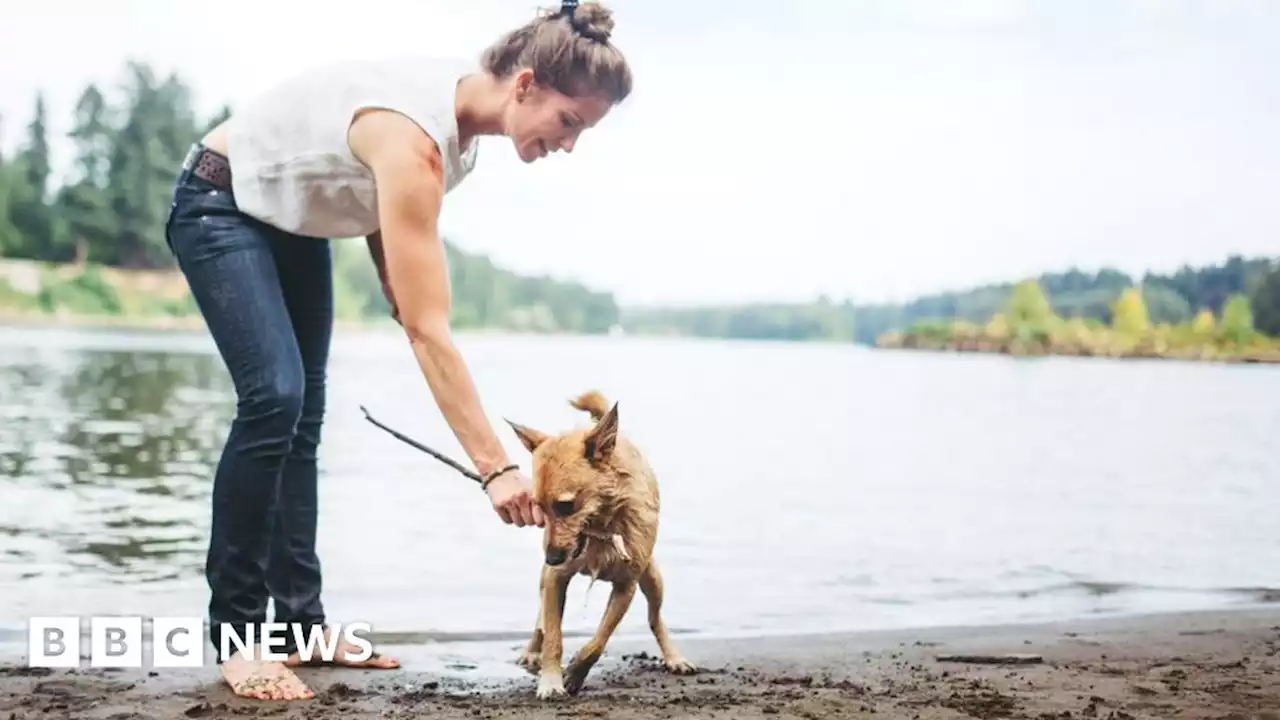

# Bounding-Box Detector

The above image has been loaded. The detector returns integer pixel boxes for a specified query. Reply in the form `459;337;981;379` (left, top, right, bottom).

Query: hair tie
560;0;579;18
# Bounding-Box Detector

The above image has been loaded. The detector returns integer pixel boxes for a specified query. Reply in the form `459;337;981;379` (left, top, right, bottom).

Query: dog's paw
536;673;567;700
563;663;589;696
564;650;602;696
515;650;542;674
664;656;698;675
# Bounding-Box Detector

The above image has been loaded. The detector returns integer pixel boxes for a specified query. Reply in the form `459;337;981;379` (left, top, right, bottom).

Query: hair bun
569;2;614;42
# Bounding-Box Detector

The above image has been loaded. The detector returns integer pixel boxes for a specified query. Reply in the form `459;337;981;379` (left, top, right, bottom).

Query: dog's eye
552;500;575;517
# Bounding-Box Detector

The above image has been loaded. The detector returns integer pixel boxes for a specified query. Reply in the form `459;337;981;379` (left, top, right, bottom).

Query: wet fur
506;391;697;699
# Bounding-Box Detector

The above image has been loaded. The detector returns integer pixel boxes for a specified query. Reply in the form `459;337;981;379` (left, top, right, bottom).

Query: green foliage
850;256;1276;344
881;280;1280;362
0;64;202;268
1191;308;1216;336
1111;287;1150;338
1141;283;1193;325
1004;279;1056;343
328;237;620;333
1143;256;1273;319
1219;293;1255;346
905;318;957;343
36;266;123;315
618;257;1279;345
1251;267;1280;337
1006;280;1051;325
0;277;39;312
621;296;855;343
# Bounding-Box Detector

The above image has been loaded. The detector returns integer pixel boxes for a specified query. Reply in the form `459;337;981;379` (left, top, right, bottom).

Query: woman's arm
365;231;399;324
347;108;542;527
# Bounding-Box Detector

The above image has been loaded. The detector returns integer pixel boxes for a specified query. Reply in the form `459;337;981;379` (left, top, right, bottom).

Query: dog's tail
569;390;611;422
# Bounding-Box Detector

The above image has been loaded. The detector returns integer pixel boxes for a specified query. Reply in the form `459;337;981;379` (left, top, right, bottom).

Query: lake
0;324;1277;665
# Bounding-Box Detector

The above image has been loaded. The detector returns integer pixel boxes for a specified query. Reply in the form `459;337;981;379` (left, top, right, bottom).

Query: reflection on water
0;340;230;584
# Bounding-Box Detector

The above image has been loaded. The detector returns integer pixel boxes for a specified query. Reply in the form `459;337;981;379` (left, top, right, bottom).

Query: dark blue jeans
165;146;332;661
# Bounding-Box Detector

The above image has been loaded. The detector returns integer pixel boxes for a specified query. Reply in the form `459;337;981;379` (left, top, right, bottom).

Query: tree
0;134;22;255
1220;293;1255;346
1251;267;1280;337
54;84;115;263
984;312;1010;341
106;62;201;268
1111;287;1150;338
1191;308;1216;336
1141;283;1192;324
6;94;61;260
1005;280;1056;341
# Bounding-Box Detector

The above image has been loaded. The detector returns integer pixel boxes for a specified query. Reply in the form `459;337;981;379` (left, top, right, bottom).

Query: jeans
164;145;333;661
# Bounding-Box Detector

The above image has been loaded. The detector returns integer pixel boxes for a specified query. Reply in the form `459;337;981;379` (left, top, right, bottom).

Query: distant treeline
0;61;618;333
879;275;1280;364
622;257;1280;343
620;296;857;342
853;256;1280;343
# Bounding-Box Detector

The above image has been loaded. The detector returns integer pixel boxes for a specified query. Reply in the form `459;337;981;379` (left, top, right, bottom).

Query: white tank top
225;55;480;239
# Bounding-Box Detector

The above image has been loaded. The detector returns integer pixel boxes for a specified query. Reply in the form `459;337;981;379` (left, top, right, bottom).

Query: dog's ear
583;402;619;462
505;419;549;453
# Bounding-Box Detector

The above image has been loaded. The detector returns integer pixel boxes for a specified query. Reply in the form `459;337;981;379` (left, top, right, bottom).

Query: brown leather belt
182;144;233;191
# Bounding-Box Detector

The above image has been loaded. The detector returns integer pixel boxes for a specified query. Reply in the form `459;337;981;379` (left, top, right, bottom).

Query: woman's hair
480;1;632;104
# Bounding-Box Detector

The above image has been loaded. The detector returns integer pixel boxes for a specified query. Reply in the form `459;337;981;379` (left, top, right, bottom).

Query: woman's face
504;71;613;163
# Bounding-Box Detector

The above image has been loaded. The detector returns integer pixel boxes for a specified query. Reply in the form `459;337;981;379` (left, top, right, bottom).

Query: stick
359;405;483;484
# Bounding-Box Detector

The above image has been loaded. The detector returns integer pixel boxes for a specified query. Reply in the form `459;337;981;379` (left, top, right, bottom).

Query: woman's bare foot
220;648;314;700
284;626;400;669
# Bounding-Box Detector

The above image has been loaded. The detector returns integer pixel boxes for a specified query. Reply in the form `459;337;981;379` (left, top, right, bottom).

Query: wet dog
506;391;697;699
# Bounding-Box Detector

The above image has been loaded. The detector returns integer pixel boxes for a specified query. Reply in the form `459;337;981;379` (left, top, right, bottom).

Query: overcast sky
1;0;1277;306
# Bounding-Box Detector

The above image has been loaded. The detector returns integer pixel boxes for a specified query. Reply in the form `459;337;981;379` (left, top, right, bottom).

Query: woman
163;0;631;701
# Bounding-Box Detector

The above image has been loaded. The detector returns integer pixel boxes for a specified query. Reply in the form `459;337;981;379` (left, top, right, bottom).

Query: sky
1;0;1277;306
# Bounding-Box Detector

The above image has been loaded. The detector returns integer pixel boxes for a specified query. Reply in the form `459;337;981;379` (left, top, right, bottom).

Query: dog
505;390;697;699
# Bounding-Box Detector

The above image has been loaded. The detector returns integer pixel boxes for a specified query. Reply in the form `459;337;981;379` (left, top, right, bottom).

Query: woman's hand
485;470;545;527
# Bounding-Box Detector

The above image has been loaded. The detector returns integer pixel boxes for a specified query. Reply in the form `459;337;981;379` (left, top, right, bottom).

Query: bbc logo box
28;617;206;669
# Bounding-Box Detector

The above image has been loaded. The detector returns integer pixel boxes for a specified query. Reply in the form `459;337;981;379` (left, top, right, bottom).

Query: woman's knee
238;372;307;441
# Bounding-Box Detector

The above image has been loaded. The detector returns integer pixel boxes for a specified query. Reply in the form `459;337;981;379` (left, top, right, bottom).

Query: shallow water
0;324;1277;661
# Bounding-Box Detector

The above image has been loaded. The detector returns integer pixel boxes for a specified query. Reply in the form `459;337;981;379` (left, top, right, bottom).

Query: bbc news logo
27;617;374;668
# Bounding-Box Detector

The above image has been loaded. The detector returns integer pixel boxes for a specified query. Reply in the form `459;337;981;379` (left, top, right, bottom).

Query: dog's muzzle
545;535;588;566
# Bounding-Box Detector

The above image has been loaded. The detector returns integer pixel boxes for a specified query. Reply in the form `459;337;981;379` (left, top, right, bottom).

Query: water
1;324;1278;662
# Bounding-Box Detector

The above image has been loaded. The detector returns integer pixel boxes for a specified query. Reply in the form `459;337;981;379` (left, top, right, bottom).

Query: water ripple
0;339;228;586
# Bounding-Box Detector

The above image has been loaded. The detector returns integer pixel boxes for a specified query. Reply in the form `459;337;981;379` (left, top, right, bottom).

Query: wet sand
2;607;1278;719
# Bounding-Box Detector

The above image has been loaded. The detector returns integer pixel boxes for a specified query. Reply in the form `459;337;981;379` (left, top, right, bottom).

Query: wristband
481;464;520;490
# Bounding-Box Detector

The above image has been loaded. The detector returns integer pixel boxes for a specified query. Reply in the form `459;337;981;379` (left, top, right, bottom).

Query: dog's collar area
577;528;630;561
570;534;588;560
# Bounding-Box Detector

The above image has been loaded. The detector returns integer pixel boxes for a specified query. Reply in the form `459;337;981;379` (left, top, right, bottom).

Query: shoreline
4;605;1278;718
876;339;1280;366
875;332;1280;366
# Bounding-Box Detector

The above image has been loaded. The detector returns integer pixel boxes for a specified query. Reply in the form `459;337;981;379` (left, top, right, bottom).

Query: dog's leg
517;604;543;673
563;579;637;696
536;568;573;700
519;566;569;674
638;561;697;674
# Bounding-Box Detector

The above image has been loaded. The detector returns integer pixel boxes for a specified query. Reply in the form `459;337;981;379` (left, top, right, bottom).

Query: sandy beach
2;607;1278;719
